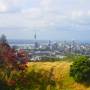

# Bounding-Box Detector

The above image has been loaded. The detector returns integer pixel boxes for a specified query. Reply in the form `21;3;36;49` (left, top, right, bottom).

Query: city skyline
0;0;90;40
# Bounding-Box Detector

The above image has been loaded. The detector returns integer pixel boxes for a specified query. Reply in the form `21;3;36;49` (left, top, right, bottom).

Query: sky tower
34;33;39;49
34;33;36;40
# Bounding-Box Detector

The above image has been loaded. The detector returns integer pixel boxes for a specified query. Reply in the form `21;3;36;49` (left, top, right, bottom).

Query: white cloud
87;11;90;16
0;2;7;12
0;0;90;32
22;8;42;18
7;0;22;4
71;11;84;18
0;0;90;40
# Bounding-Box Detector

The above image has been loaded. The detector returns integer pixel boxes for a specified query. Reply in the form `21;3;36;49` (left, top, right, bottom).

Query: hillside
27;61;90;90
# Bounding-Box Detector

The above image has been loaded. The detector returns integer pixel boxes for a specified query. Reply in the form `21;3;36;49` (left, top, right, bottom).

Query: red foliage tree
0;35;29;86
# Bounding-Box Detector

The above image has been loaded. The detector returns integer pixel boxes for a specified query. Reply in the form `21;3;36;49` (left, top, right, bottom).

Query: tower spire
34;33;39;49
34;33;36;40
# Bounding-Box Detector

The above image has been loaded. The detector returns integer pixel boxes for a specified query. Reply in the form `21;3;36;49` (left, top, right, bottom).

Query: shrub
0;35;29;89
70;55;90;83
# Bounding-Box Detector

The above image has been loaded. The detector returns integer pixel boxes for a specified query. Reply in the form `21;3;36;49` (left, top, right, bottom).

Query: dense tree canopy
70;55;90;83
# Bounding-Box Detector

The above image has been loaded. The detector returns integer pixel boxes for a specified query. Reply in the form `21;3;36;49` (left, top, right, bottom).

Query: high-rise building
48;40;52;50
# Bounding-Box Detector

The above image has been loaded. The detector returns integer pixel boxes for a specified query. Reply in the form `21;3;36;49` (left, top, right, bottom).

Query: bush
70;56;90;83
0;35;29;89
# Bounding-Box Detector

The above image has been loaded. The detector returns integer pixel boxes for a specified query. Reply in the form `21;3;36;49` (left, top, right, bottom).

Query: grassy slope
27;61;90;90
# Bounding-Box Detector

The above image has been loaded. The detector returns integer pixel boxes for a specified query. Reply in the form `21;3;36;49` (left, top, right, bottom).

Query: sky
0;0;90;41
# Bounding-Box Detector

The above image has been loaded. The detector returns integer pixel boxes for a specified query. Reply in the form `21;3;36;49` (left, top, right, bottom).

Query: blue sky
0;0;90;40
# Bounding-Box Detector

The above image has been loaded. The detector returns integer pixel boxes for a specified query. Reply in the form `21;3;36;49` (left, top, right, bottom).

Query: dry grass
27;61;90;90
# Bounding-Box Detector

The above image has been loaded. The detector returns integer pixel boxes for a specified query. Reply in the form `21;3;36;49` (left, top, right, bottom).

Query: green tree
70;55;90;83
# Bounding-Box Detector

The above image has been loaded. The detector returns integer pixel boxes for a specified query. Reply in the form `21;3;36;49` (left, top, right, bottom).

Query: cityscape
9;33;90;61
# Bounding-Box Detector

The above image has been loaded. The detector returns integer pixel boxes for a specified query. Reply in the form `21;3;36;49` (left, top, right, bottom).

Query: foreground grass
26;61;90;90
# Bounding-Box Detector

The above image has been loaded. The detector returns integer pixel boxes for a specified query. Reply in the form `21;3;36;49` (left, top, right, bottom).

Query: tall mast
34;33;36;41
34;33;38;49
